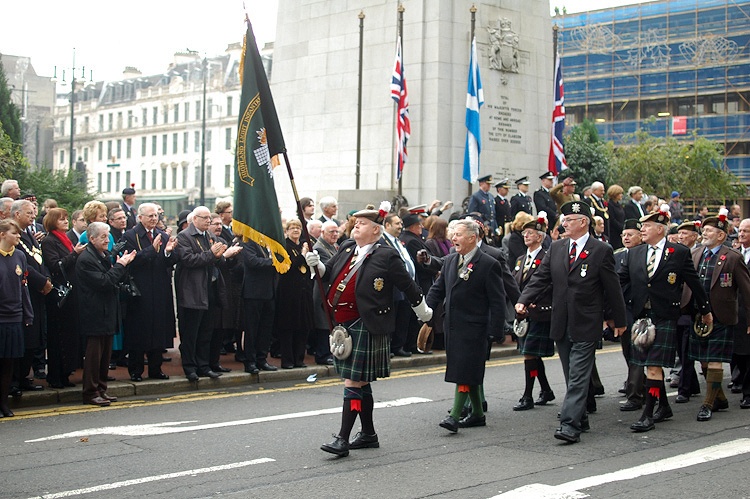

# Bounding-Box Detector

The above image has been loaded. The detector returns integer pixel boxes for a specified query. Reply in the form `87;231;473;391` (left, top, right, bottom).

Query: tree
0;54;23;145
561;119;613;189
0;118;27;180
609;125;745;203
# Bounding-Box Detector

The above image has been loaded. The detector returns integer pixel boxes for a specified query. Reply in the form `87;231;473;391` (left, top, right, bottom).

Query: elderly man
307;219;323;245
1;180;21;200
318;196;341;225
11;200;53;393
310;221;340;365
619;207;711;432
76;222;135;406
623;186;646;220
516;201;627;444
585;181;610;240
122;203;177;381
382;213;417;358
0;197;13;220
306;203;432;457
175;206;242;381
550;176;578;211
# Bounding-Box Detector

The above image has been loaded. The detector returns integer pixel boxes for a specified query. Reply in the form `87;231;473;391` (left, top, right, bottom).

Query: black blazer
241;239;278;301
321;239;422;335
513;248;552;322
66;229;80;246
400;230;439;294
511;192;533;217
533;188;558;228
623;199;645;221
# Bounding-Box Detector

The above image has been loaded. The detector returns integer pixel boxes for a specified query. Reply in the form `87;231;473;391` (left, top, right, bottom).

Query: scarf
51;229;74;253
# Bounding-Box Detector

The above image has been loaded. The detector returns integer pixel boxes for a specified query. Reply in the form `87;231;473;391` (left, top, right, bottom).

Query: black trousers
242;298;274;365
178;307;214;375
391;299;411;352
677;324;701;397
128;349;163;377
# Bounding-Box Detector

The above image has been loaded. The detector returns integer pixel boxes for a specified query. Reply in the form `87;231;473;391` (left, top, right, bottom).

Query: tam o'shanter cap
560;201;592;220
522;211;548;232
122;183;136;195
623;219;642;231
677;220;701;233
352;201;391;225
639;204;670;225
701;207;730;233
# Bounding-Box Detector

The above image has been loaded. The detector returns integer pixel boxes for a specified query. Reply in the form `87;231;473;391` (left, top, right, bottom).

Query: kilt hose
334;319;391;382
632;314;678;368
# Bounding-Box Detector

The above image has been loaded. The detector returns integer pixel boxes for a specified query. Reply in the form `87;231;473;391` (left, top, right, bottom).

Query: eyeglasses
194;214;210;220
563;216;586;223
209;222;222;226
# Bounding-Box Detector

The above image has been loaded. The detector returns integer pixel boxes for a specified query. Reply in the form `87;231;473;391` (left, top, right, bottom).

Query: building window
142;108;148;127
151;169;157;190
116;139;122;158
206;165;212;187
182;166;188;188
173;133;178;154
115;171;121;192
141;170;147;189
207;98;214;119
108;113;113;131
98;141;103;161
194;131;200;152
127;110;133;128
125;171;131;188
151;135;157;156
106;172;112;192
107;140;113;158
195;100;200;120
183;132;188;153
153;106;158;125
126;138;132;159
174;104;179;123
117;112;123;129
83;147;89;162
98;115;104;132
163;107;169;124
226;96;233;116
225;128;232;150
59;150;65;165
84;117;89;133
161;168;167;189
224;164;231;188
171;166;177;189
162;134;168;155
97;172;102;192
206;130;212;152
141;137;147;157
194;166;201;188
184;102;190;122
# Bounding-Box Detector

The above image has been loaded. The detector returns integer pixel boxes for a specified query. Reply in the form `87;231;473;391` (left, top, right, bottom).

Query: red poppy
534;259;541;266
720;254;727;261
667;247;675;254
467;263;474;270
580;250;589;259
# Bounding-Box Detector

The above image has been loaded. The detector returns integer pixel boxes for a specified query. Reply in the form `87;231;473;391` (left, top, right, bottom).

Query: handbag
326;245;375;360
55;261;73;309
631;317;656;351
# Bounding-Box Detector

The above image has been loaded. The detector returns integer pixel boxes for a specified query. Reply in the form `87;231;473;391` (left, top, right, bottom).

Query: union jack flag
391;37;410;180
548;52;567;174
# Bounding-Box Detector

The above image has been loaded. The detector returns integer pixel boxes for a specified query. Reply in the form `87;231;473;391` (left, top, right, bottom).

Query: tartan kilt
519;320;555;357
334;319;391;382
689;323;733;363
632;316;677;368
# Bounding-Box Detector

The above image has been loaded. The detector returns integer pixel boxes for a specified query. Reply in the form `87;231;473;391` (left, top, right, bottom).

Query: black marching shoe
535;390;555;406
321;435;350;457
349;432;379;449
130;374;143;382
513;396;534;411
653;405;673;423
675;394;690;404
630;416;655;432
244;363;260;374
713;398;729;411
740;397;750;409
620;400;642;412
211;365;232;373
554;428;580;444
198;370;222;379
20;379;43;391
459;414;486;428
580;417;590;432
149;372;169;380
393;348;412;357
186;372;199;382
439;415;459;433
697;405;713;421
258;362;278;372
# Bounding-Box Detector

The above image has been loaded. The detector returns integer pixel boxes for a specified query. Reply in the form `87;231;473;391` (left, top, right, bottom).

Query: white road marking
26;397;431;443
492;438;750;498
26;458;274;499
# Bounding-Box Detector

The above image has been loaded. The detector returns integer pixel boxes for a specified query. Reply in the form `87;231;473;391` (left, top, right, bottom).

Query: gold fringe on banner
232;219;291;274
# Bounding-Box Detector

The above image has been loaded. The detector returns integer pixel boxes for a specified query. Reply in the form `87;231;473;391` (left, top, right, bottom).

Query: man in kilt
511;212;555;411
681;209;750;421
619;204;712;432
305;203;432;457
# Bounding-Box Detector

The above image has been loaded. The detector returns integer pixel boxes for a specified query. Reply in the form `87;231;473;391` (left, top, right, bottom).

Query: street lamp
52;48;92;170
200;56;207;206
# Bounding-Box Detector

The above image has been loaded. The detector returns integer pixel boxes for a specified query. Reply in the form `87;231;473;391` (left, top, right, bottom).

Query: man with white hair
585;181;610;240
623;186;646;220
1;179;21;200
318;196;341;225
0;197;13;220
307;219;323;245
174;206;242;381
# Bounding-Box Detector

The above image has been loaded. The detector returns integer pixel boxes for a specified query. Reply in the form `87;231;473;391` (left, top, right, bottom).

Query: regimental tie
647;245;658;279
522;254;533;280
146;230;154;243
569;241;577;269
457;255;465;273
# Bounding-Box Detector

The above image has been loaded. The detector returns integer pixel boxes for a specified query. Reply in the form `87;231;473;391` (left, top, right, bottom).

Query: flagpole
397;3;404;197
356;11;365;190
553;25;558;89
467;4;477;199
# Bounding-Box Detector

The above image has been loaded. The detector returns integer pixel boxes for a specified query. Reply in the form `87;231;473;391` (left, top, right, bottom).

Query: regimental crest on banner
253;128;273;178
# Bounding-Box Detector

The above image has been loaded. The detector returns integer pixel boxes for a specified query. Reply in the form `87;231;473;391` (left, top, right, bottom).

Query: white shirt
742;245;750;265
569;232;590;261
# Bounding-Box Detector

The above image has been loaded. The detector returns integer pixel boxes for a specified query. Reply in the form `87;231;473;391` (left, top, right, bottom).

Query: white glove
305;250;325;276
411;298;433;322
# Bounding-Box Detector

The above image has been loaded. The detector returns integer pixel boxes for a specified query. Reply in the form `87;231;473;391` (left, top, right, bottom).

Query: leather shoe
84;396;111;407
740;397;750;409
99;392;117;402
186;372;199;382
20;380;43;391
281;364;294;369
580;417;590;432
535;390;555;406
554;428;580;443
0;406;15;417
620;400;642;412
34;370;47;380
244;363;260;374
713;398;729;411
697;404;712;421
9;386;22;397
675;394;690;403
294;363;307;368
258;362;278;371
349;432;379;449
393;348;412;357
106;375;116;382
130;374;143;382
211;365;232;373
731;385;743;394
198;370;222;378
513;396;534;411
439;415;459;433
459;414;486;428
586;403;597;414
149;372;169;380
630;416;655;432
593;386;605;396
321;435;349;457
653;405;673;423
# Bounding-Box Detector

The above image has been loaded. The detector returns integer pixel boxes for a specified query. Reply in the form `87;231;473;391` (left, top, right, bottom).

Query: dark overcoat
174;224;228;310
17;230;50;349
75;244;127;336
122;223;177;351
274;238;313;332
426;250;506;385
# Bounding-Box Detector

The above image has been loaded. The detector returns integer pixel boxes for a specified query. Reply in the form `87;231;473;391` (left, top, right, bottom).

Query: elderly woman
503;212;534;266
41;208;86;388
0;220;33;417
274;219;314;368
76;222;135;406
607;184;625;250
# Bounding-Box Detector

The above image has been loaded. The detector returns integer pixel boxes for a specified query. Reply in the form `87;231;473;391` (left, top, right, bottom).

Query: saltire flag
548;52;567;174
391;37;410;180
232;19;291;273
463;36;484;183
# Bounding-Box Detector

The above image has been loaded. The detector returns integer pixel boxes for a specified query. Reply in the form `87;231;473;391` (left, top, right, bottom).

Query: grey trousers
556;334;597;435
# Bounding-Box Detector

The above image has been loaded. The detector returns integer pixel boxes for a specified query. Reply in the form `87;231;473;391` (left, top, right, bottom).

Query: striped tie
647;246;658;279
457;255;465;272
523;254;533;280
569;241;577;268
